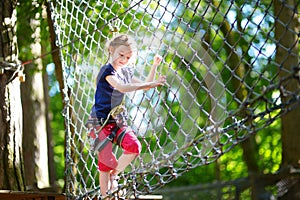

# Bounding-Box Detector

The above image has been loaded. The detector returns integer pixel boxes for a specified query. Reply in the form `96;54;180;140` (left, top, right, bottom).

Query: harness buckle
99;118;105;125
107;134;114;141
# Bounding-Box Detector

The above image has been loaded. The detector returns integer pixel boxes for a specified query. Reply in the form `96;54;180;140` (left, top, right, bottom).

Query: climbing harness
87;100;126;153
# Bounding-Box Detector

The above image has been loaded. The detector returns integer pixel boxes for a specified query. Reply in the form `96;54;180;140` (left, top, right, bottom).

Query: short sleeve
97;64;115;83
121;66;134;84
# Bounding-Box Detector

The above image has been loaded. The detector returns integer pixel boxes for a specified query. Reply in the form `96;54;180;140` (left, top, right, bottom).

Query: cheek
111;53;120;61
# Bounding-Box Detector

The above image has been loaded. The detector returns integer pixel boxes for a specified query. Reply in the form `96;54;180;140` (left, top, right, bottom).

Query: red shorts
89;123;141;172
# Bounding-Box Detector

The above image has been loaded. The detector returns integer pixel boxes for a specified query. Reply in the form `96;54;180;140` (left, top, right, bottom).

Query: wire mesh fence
47;0;300;199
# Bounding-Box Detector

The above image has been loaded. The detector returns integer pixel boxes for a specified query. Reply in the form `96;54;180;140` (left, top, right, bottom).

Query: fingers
159;75;166;81
153;54;163;66
157;75;166;85
146;76;166;90
154;54;163;61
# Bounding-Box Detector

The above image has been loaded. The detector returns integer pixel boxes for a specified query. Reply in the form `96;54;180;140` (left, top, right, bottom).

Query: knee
132;140;142;154
119;128;142;155
124;140;142;155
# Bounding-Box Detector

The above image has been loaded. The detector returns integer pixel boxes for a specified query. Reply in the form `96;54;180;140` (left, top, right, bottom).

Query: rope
47;0;300;199
17;0;145;69
0;61;25;84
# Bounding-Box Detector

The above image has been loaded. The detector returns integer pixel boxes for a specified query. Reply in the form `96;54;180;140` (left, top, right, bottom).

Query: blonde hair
106;34;137;64
106;34;137;52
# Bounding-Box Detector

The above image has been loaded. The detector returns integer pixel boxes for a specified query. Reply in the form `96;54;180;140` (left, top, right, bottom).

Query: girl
87;34;166;198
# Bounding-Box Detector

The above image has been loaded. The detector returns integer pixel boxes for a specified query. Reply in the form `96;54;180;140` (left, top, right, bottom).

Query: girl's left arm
146;55;162;82
133;55;163;83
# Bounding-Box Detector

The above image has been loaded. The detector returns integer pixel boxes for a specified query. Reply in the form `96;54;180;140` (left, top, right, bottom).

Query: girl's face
110;45;133;69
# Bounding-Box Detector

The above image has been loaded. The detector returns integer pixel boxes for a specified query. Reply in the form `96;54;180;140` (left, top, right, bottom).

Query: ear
108;46;114;54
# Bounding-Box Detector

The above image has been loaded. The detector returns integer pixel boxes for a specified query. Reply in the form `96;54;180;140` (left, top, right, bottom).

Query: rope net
47;0;300;199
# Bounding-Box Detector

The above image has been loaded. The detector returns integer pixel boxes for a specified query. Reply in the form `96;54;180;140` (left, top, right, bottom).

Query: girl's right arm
106;75;166;93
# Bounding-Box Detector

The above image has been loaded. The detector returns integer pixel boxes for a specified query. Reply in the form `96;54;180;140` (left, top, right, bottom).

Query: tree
17;0;50;190
274;0;300;199
1;0;299;199
0;0;25;190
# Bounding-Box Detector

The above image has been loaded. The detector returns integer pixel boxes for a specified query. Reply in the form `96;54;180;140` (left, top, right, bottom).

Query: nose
120;56;129;64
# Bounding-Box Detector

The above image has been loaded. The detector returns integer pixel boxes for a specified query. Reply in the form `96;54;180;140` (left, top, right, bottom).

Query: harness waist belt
86;117;116;127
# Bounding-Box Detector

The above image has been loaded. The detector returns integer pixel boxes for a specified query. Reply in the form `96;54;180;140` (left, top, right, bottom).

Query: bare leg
109;153;137;193
111;153;137;176
99;171;110;197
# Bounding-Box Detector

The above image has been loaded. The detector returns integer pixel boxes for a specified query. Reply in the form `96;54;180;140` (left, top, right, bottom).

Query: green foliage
50;92;65;185
160;1;284;198
17;1;42;60
255;120;281;174
16;0;66;188
42;0;289;198
166;118;282;196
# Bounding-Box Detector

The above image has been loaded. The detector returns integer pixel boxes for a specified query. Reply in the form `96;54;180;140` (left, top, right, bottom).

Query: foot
109;173;119;192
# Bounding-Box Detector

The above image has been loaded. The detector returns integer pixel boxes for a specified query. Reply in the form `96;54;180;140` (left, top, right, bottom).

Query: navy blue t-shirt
90;63;133;119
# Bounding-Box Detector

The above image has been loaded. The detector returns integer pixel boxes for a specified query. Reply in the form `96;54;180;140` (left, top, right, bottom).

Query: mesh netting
47;0;300;199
